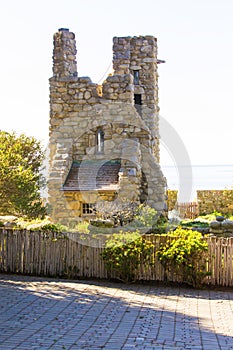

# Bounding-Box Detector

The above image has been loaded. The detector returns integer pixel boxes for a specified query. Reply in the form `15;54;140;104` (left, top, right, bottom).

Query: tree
94;199;139;226
0;131;46;218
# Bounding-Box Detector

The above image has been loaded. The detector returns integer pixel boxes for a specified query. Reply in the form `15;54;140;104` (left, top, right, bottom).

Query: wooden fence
0;229;233;286
176;202;199;219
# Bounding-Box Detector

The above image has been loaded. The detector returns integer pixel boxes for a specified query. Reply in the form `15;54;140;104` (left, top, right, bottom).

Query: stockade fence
176;202;199;219
0;229;233;287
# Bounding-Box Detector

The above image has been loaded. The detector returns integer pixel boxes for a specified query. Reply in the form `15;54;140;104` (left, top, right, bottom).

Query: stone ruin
48;28;166;225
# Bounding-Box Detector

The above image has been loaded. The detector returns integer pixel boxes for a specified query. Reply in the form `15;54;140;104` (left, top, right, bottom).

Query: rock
222;220;233;229
216;216;225;222
210;221;221;229
84;91;91;100
0;215;18;222
52;104;63;113
90;220;114;228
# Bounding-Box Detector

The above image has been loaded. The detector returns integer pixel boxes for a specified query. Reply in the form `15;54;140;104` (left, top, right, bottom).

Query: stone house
48;28;166;225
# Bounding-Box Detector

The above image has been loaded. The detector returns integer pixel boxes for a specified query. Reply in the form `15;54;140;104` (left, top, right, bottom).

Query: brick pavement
0;274;232;349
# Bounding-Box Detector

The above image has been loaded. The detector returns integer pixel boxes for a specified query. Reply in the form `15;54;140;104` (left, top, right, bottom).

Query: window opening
96;128;104;153
134;94;142;115
82;203;95;215
133;70;140;85
134;94;142;105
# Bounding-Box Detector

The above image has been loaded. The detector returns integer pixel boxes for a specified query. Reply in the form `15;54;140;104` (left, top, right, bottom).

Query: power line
97;61;112;84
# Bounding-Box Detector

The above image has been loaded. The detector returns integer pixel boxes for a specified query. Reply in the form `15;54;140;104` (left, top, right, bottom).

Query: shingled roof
62;159;121;191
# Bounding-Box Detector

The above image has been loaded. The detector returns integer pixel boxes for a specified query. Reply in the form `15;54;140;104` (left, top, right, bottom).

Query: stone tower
48;28;166;225
113;36;160;160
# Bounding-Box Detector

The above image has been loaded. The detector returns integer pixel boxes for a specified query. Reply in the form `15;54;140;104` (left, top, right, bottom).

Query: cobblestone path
0;274;233;349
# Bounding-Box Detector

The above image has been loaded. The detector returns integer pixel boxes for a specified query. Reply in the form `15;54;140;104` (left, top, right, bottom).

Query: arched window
133;70;140;85
96;128;104;153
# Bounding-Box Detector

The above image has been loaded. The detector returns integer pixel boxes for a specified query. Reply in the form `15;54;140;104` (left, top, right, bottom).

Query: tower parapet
102;74;133;103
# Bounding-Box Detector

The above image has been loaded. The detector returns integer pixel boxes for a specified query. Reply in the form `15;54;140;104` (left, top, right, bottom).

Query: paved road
0;274;232;349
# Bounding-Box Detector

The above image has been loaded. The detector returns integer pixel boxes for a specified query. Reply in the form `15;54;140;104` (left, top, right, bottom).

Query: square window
82;203;95;215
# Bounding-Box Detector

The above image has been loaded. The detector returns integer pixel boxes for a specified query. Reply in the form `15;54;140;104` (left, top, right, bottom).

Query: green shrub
134;205;158;227
198;211;223;222
180;220;209;228
75;221;90;233
38;223;67;232
102;231;154;283
152;224;169;234
156;227;209;288
23;221;68;233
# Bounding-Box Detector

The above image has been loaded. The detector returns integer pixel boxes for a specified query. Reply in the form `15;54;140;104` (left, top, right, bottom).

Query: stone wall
61;191;116;225
197;190;233;215
164;189;233;215
118;139;142;202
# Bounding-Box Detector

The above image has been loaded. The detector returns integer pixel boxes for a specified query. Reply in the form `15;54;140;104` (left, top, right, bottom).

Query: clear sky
0;0;233;167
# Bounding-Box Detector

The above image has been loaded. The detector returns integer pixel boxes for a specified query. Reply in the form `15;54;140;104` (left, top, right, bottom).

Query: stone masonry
48;28;166;225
